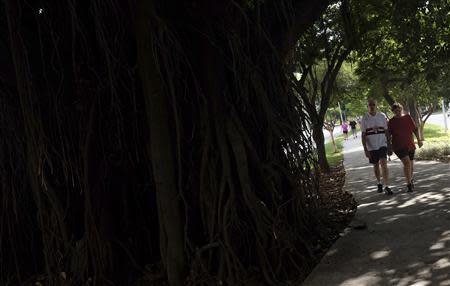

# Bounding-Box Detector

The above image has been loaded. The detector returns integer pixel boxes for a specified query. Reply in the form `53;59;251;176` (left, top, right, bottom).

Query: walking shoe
377;184;383;193
384;186;393;195
406;183;413;193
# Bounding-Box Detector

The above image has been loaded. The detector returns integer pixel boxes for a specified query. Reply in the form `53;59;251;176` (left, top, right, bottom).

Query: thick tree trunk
407;97;420;133
135;1;186;285
312;123;330;172
407;98;418;122
404;97;428;142
419;124;425;141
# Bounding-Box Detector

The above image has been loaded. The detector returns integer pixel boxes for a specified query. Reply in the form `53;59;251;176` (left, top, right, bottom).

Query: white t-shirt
361;112;388;151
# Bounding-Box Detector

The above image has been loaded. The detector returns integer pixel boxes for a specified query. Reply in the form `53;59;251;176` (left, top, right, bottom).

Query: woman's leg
400;156;412;184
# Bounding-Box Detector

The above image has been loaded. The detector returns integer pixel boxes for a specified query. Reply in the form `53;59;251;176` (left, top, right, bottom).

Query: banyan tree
0;0;333;285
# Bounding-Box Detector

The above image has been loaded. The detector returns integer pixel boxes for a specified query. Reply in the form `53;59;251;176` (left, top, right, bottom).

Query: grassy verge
423;123;450;142
415;123;450;162
325;135;344;167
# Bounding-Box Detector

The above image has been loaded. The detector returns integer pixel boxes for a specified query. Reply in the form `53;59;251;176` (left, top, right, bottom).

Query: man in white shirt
361;99;393;195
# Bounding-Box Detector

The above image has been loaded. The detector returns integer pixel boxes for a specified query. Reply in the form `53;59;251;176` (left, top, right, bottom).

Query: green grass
325;135;344;167
422;123;450;142
416;123;450;161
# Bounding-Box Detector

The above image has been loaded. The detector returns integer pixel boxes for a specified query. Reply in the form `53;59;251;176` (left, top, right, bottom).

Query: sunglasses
368;103;376;106
391;106;402;111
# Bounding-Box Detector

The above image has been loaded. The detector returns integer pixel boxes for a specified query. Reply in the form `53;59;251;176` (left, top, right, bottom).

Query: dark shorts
343;130;348;134
394;148;415;160
369;147;387;164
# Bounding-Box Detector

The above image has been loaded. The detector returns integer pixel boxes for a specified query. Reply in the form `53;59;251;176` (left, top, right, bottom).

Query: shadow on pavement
303;138;450;286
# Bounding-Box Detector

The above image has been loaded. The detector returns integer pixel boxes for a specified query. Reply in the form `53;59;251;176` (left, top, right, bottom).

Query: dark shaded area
0;1;350;285
316;164;357;256
303;139;450;285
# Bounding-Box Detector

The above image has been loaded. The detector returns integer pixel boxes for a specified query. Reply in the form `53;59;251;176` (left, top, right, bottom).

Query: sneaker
377;184;383;193
406;183;413;193
384;186;393;195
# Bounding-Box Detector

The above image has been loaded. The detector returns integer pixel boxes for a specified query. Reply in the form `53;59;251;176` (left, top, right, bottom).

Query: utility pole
338;102;344;124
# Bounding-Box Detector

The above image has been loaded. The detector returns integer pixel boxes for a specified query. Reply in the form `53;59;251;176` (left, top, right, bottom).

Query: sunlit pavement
302;136;450;286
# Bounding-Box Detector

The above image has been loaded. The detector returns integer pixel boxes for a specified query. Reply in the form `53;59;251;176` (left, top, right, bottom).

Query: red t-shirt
388;115;416;151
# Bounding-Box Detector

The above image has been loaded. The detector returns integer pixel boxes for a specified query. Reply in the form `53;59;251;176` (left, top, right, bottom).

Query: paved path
303;136;450;286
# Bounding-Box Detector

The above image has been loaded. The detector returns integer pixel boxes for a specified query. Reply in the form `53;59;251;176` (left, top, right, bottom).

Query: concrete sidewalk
303;137;450;286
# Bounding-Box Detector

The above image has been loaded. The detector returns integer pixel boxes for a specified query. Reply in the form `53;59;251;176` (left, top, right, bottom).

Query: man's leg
380;157;393;194
373;162;383;192
379;158;389;186
373;162;381;182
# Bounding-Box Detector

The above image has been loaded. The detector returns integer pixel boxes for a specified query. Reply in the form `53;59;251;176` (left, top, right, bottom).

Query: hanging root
1;0;327;285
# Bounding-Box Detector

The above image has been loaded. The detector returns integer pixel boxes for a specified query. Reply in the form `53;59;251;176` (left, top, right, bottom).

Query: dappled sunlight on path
303;138;450;286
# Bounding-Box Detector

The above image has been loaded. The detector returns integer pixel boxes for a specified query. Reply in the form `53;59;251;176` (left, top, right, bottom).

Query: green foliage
292;0;357;172
334;61;368;116
334;61;392;118
296;2;350;67
344;0;450;113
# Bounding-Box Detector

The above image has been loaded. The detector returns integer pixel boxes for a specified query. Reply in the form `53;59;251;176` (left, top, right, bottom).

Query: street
425;111;449;129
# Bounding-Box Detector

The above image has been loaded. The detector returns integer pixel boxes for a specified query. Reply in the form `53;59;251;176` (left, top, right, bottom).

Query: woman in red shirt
388;103;423;192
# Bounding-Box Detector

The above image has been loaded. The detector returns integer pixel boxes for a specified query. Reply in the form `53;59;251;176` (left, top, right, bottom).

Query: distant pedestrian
341;121;349;140
361;99;392;195
388;103;423;192
349;119;357;138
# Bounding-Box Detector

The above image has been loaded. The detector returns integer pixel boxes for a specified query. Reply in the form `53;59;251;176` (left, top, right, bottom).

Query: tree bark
380;79;395;106
312;122;330;172
135;1;186;285
407;97;420;129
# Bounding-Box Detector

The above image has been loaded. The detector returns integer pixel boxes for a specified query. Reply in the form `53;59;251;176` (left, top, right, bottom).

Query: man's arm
385;129;393;155
362;132;370;158
360;118;370;158
383;114;392;155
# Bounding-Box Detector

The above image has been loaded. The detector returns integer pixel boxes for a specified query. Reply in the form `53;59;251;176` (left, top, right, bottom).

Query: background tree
392;77;436;140
353;0;450;138
292;0;355;172
334;61;368;119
